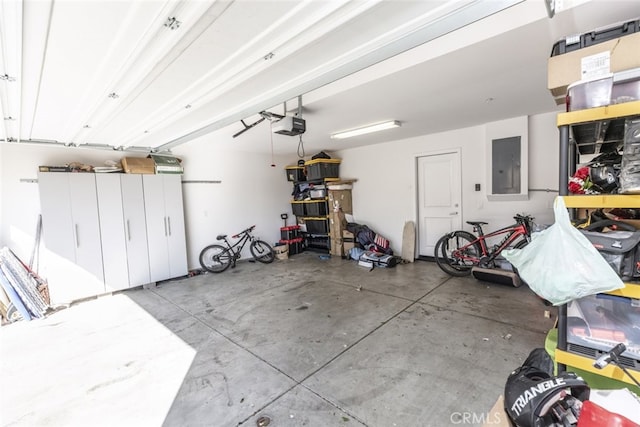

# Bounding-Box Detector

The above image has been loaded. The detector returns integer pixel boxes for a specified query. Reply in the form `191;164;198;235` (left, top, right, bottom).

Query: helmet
589;166;619;193
504;348;590;427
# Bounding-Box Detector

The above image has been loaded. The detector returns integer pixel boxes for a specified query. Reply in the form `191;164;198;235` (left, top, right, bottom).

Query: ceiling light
330;120;401;139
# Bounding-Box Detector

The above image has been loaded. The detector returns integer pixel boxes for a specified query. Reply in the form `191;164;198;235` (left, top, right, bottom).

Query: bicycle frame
219;228;255;264
454;219;530;265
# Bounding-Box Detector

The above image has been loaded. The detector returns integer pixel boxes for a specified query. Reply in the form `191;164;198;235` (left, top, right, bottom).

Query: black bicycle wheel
199;244;232;273
250;240;275;264
434;231;481;277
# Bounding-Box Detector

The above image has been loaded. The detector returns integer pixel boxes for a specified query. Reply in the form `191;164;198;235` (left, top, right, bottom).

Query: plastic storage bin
304;159;341;180
280;237;303;255
566;292;640;367
285;166;305;182
305;200;327;216
291;201;305;216
304;217;329;234
280;225;300;240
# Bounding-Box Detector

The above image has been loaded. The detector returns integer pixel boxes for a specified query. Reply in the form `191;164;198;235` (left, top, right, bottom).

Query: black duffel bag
580;219;640;281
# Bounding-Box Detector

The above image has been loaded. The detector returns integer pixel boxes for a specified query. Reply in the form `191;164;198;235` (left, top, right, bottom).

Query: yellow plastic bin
545;329;640;394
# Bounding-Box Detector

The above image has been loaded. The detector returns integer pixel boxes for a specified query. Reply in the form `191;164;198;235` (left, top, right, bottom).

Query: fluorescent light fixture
331;120;401;139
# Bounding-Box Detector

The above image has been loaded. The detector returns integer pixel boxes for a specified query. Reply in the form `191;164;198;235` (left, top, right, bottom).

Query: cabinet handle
126;219;131;241
167;216;172;236
164;217;168;236
75;224;79;247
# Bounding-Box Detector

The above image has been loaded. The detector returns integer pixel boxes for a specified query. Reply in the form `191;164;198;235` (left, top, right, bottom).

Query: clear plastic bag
503;196;624;305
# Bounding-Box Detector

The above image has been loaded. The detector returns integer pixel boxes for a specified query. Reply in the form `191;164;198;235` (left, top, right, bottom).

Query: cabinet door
68;174;104;285
121;174;151;286
143;175;171;282
162;175;188;278
37;172;75;263
96;174;129;292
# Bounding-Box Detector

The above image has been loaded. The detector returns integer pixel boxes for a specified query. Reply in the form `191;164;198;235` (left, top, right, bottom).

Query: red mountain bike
433;214;535;277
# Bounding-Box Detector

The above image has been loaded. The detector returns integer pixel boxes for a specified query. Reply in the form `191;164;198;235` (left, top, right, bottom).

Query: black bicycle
199;225;274;273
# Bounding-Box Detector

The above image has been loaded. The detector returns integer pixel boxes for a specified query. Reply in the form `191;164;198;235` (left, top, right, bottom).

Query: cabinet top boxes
121;157;155;174
150;154;183;174
548;31;640;103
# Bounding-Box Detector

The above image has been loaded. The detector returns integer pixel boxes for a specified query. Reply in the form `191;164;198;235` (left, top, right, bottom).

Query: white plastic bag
503;196;624;305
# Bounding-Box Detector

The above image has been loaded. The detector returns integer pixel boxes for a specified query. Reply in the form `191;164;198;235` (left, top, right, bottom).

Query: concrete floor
0;253;556;427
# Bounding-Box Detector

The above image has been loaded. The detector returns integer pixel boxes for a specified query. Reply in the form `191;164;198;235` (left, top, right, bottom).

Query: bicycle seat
466;221;488;226
216;234;227;241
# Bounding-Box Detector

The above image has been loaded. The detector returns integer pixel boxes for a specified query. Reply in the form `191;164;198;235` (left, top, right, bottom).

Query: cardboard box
548;31;640;102
330;210;347;238
482;395;511;427
121;157;155;174
328;189;352;214
330;239;344;257
343;238;355;254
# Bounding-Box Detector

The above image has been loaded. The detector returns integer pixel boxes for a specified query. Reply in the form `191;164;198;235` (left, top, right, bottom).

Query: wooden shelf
557;100;640;126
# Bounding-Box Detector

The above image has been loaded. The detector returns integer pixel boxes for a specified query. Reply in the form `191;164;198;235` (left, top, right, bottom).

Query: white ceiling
1;0;638;156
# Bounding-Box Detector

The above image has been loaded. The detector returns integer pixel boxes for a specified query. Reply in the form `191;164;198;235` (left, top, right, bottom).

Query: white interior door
417;151;462;257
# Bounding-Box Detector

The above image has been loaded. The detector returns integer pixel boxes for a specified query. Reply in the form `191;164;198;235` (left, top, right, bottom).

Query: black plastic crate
306;235;330;250
291;202;305;216
551;19;640;57
305;201;327;216
285;166;305;182
305;159;340;180
280;225;300;240
304;217;329;234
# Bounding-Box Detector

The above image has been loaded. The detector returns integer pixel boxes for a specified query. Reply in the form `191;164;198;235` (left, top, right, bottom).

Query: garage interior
1;1;640;426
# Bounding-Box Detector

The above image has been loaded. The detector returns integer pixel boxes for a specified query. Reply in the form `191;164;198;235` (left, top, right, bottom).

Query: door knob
450;212;458;215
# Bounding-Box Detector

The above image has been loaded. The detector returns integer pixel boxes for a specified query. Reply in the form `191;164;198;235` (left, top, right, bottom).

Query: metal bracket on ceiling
164;17;181;30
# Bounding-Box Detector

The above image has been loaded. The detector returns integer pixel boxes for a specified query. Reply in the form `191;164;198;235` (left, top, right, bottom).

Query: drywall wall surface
0;142;292;274
172;140;292;268
335;111;560;256
0;144;123;262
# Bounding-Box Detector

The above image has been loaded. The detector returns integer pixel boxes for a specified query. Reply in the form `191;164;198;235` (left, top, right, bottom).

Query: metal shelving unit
557;101;640;389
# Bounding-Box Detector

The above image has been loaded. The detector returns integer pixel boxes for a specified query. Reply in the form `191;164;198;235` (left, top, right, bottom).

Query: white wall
0;110;560;279
333;111;560;255
172;137;294;266
0;142;293;275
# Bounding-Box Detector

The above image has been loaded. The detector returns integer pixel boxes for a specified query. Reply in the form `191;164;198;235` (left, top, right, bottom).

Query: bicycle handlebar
232;225;256;239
